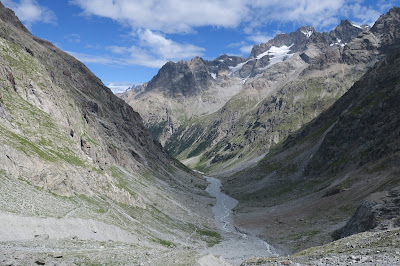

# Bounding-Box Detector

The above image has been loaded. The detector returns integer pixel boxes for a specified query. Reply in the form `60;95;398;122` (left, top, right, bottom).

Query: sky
2;0;398;93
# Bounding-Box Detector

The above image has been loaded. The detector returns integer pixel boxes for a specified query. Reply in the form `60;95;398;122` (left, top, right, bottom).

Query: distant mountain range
119;17;379;174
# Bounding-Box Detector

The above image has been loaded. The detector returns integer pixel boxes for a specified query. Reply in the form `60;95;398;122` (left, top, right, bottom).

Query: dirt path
201;176;278;265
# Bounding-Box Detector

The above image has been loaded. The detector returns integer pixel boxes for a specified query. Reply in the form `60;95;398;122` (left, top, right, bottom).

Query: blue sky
2;0;398;93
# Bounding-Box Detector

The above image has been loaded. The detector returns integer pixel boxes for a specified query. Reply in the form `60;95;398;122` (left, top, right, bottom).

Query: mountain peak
145;56;212;97
329;18;364;44
0;2;30;34
371;6;400;53
298;26;315;38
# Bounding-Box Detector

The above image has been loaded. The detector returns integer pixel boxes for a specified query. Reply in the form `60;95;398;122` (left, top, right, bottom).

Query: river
202;175;278;265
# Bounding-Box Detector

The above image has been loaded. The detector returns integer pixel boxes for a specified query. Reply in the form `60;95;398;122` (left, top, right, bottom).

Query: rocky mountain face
222;8;400;253
329;19;367;44
118;54;247;145
0;3;222;264
145;57;214;97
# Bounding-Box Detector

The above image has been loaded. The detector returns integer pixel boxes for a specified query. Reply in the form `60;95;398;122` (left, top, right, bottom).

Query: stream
202;176;278;265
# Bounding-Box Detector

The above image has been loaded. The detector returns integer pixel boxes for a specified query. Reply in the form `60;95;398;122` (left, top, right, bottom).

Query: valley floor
201;176;277;265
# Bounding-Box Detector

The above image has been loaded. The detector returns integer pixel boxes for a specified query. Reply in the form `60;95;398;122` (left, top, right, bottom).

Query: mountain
118;55;247;145
329;19;367;45
159;19;379;174
222;6;400;254
119;15;384;175
0;3;222;265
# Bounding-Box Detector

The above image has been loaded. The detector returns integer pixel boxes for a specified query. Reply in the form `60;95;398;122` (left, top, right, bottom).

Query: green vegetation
109;166;137;197
153;238;176;248
198;229;221;238
148;120;167;140
81;132;99;146
195;184;207;190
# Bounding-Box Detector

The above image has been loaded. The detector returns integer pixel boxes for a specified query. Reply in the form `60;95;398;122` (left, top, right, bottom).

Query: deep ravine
202;175;278;265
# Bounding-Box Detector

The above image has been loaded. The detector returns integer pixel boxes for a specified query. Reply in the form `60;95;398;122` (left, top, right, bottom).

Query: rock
35;258;46;265
333;187;400;239
3;259;14;266
52;253;63;258
146;57;213;97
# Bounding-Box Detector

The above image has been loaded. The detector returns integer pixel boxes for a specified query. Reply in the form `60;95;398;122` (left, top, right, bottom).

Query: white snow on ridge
210;73;217;79
229;44;294;74
229;61;248;73
301;30;313;38
351;22;362;29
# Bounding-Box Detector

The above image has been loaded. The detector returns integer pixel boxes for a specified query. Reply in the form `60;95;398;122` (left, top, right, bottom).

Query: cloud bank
69;0;391;67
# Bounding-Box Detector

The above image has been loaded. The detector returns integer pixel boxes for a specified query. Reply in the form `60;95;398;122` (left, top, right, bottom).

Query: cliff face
0;3;219;264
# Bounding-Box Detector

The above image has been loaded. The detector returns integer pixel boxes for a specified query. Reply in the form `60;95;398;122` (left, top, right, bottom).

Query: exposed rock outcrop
333;188;400;239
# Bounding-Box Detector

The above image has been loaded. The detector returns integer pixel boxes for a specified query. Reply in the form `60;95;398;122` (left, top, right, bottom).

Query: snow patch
301;30;313;38
330;38;346;47
229;44;294;74
229;61;248;73
210;73;217;79
351;22;362;29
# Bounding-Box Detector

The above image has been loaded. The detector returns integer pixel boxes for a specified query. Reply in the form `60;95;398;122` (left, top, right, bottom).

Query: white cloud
240;45;253;54
69;0;389;67
247;35;273;44
246;0;346;29
64;33;81;43
72;0;388;34
137;29;205;61
68;30;204;68
72;0;365;34
377;0;398;13
71;0;248;34
3;0;56;29
106;30;205;68
106;81;139;94
340;3;382;26
66;51;119;65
